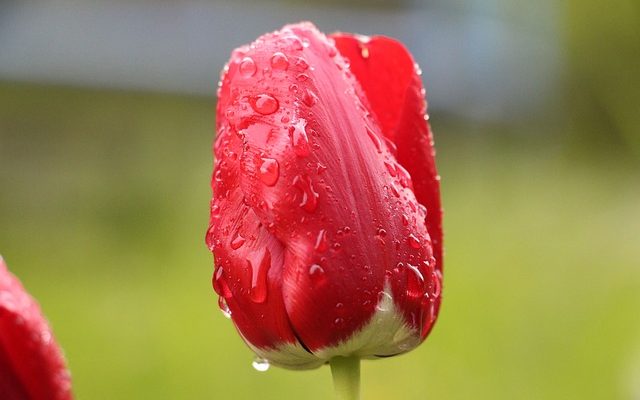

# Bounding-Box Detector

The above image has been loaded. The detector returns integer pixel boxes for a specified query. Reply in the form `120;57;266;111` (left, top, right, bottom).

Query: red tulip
207;22;442;369
0;257;72;399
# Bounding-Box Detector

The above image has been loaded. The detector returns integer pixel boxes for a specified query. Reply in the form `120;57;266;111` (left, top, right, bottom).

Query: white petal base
247;285;419;370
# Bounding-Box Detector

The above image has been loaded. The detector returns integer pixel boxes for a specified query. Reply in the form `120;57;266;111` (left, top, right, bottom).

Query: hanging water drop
252;357;270;372
218;297;231;319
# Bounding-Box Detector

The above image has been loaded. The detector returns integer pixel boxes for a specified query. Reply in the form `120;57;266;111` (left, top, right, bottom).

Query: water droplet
288;37;304;51
259;158;279;186
408;234;421;249
302;89;318;107
414;62;423;76
293;175;319;212
281;115;290;123
249;249;271;303
295;57;309;70
296;73;309;82
334;317;345;327
230;232;246;250
211;204;221;219
316;162;327;175
309;264;326;285
218;297;231;318
251;94;279;115
366;127;382;153
384;161;397;177
270;52;289;71
401;213;410;226
376;291;393;312
406;263;425;298
389;184;400;198
383;137;398;155
314;229;329;252
212;267;232;298
252;357;270;372
360;46;370;59
239;57;257;77
290;120;310;157
430;269;442;298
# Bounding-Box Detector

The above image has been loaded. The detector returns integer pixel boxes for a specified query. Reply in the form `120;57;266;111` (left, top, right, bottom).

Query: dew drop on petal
212;267;232;298
401;213;410;226
249;249;271;304
384;161;398;177
259;157;279;186
376;291;393;312
239;57;257;78
290;120;310;157
296;57;310;70
309;264;326;285
293;175;319;212
270;52;289;71
230;232;246;250
366;127;382;153
314;229;329;252
406;263;426;298
302;89;318;107
431;269;442;298
408;234;421;249
251;94;279;115
252;357;270;372
218;297;231;319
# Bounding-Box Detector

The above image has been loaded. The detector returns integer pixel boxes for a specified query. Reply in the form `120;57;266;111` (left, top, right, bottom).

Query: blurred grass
0;81;639;399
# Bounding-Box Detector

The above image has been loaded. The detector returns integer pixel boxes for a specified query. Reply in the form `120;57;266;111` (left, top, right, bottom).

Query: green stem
330;356;361;400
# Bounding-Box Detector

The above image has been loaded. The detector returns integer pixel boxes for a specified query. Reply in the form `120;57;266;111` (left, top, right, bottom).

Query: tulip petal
0;258;72;400
212;22;436;355
209;34;322;365
331;34;443;338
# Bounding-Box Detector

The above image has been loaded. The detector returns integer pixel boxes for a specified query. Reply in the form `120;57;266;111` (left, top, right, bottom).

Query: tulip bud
206;22;442;370
0;257;72;399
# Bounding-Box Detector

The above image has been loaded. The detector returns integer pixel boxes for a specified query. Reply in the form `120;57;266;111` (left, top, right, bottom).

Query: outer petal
210;22;436;359
0;257;72;400
331;34;443;338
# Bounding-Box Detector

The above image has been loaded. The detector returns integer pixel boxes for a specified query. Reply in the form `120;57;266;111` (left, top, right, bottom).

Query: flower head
0;257;72;399
207;22;442;369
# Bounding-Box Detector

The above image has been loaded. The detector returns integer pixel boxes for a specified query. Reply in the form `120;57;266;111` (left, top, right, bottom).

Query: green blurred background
1;1;639;399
